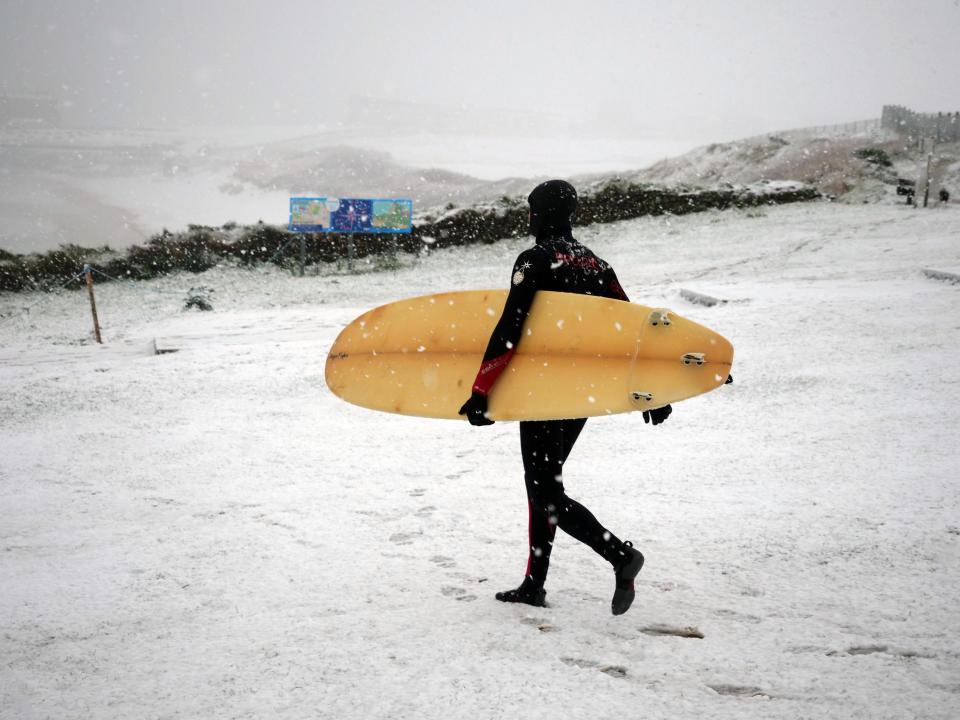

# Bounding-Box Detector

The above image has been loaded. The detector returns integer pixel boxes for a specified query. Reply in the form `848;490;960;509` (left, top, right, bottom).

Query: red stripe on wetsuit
471;348;515;395
609;277;629;301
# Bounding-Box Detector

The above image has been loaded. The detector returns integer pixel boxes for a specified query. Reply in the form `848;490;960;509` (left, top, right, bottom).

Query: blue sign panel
289;197;413;234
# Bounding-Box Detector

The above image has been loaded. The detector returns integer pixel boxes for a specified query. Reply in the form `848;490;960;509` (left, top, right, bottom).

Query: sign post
346;235;356;272
289;197;413;273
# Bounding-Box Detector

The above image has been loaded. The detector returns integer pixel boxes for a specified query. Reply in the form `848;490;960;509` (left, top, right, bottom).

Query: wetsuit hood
528;179;578;240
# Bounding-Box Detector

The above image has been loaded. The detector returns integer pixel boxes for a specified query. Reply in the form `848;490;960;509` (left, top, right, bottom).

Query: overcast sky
2;0;959;141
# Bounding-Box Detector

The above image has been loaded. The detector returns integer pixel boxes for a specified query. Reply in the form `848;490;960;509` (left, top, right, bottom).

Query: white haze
2;0;959;141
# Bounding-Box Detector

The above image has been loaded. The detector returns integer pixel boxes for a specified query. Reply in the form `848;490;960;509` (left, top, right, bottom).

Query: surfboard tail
627;311;734;410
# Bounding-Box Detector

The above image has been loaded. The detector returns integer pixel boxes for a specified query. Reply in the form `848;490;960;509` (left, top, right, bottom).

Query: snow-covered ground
2;201;959;719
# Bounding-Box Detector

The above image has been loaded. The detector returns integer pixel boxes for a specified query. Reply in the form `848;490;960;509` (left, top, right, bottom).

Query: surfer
459;179;672;615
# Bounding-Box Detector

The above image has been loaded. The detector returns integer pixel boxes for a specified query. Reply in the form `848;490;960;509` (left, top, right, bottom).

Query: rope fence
0;263;207;342
0;237;369;341
739;118;882;144
0;269;87;327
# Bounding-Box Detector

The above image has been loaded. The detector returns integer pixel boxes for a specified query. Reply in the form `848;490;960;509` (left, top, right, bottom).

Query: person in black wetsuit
459;179;672;615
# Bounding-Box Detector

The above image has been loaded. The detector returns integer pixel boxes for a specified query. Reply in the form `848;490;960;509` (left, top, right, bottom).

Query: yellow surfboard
325;290;734;421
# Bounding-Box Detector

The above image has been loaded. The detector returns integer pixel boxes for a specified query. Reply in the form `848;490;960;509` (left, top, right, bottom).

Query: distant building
0;94;61;127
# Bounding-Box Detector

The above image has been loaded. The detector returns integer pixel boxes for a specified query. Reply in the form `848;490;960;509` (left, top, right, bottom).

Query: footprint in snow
715;608;762;624
639;624;704;639
388;531;422;545
520;616;557;632
707;684;770;699
827;645;934;659
560;657;627;678
440;586;476;602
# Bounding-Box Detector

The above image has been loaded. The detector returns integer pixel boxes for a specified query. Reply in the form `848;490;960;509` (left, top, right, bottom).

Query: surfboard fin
649;309;672;327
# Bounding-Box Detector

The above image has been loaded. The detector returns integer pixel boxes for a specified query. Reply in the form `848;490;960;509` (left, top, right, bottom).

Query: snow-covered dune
2;201;959;719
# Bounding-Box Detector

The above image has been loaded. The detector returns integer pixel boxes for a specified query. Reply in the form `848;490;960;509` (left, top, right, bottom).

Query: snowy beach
2;200;959;718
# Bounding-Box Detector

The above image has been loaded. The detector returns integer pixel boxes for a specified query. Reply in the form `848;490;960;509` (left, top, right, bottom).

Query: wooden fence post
84;264;103;344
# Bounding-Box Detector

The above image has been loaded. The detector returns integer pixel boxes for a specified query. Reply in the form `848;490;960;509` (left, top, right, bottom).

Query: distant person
458;179;671;615
940;188;950;204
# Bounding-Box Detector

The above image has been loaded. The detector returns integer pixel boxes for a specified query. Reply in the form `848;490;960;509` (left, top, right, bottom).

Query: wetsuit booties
611;542;645;615
496;577;547;607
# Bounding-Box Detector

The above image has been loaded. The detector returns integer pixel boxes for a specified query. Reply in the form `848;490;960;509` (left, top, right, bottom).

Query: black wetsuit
470;229;631;585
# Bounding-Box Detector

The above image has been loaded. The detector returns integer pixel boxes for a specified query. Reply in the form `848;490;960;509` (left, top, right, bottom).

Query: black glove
643;404;672;426
459;392;494;426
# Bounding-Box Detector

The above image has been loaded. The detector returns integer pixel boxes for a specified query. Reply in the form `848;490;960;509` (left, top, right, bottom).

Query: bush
184;286;214;311
853;148;893;168
0;181;820;293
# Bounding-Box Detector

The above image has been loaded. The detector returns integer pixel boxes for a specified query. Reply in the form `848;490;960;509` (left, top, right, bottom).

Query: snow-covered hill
13;119;958;259
625;125;960;205
0;125;694;254
2;201;959;719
